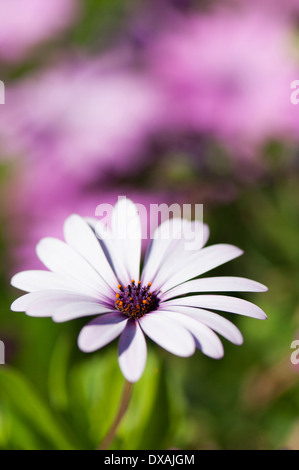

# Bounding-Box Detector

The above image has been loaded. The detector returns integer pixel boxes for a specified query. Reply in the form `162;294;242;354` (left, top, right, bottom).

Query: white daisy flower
11;198;267;383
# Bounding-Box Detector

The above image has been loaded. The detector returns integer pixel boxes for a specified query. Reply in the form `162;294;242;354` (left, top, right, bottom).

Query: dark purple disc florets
115;280;160;319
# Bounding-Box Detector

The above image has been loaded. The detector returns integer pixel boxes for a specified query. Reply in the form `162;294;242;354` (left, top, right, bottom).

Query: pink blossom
0;0;78;62
0;54;164;181
234;0;299;21
148;9;299;154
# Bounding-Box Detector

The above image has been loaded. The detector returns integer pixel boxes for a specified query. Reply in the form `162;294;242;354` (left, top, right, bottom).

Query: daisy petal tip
178;343;196;358
78;345;91;354
10;274;20;290
197;343;224;360
77;333;92;353
120;367;143;384
10;301;18;312
52;315;65;324
36;237;49;248
64;213;83;228
234;334;244;346
215;351;225;360
77;327;94;353
10;298;25;312
67;213;79;221
256;311;267;320
10;272;17;283
253;281;269;292
10;272;30;291
207;343;224;360
226;244;243;255
256;307;267;320
35;237;51;257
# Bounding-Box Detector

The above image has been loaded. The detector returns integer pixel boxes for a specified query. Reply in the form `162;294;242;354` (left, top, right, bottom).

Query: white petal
36;237;111;301
139;312;196;357
177;220;210;252
142;218;190;285
163;295;267;320
11;270;97;297
94;222;129;287
111;198;142;283
53;302;114;323
78;313;127;353
11;290;97;313
26;299;76;317
63;215;118;293
156;244;244;292
162;277;268;301
161;310;224;359
142;219;209;286
159;305;243;345
85;217;98;230
118;321;147;383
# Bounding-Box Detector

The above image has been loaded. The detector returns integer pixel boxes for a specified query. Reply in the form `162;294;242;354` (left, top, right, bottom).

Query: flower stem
98;380;133;450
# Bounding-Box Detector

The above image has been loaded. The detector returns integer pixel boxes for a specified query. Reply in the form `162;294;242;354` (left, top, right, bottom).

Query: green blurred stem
98;380;133;450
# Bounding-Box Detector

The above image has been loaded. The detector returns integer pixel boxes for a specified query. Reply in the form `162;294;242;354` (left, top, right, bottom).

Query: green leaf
0;367;75;449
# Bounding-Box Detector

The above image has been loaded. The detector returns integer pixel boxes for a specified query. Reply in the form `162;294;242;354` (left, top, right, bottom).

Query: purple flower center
115;280;160;319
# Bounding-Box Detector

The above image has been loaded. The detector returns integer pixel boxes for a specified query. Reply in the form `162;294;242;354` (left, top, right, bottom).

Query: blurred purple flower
0;0;78;62
148;8;299;155
234;0;299;21
0;54;164;181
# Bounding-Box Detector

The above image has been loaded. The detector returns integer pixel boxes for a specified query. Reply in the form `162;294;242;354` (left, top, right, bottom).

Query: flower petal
11;290;97;313
11;270;97;297
159;305;243;345
156;244;244;292
161;276;268;301
36;237;110;301
142;218;190;285
94;222;129;286
63;214;118;293
139;312;196;357
164;295;267;320
111;198;142;283
78;313;127;353
118;320;147;382
52;302;114;323
161;310;224;359
142;219;209;286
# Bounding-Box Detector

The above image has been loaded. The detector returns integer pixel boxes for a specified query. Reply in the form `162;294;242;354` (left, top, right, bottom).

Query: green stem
98;380;133;450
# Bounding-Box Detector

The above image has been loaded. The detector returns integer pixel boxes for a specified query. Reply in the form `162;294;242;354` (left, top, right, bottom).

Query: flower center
115;280;160;319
